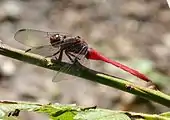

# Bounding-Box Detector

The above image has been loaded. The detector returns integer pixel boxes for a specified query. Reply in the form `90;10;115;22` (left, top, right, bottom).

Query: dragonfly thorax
64;36;88;55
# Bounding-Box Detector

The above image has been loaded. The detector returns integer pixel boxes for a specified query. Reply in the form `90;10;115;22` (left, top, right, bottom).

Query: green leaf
75;109;131;120
50;111;75;120
36;104;78;120
0;101;169;120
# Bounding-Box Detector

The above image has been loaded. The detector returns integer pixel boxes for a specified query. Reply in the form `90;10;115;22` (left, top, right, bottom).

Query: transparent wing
26;45;60;57
52;64;73;83
52;57;90;83
14;29;61;47
77;53;90;68
14;29;68;57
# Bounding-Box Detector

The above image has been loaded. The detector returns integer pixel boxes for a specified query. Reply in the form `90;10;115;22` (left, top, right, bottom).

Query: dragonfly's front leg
46;49;63;66
50;50;64;63
49;50;64;65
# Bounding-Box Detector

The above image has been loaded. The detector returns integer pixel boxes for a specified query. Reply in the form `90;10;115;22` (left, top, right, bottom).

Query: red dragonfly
14;29;152;83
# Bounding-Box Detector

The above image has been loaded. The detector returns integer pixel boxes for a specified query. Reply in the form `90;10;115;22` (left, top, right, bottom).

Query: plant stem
0;44;170;107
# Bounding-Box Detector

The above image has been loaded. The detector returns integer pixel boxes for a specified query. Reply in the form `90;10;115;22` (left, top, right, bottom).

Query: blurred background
0;0;170;119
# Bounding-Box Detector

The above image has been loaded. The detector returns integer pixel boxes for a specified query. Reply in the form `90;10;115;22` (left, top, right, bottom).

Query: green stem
0;44;170;107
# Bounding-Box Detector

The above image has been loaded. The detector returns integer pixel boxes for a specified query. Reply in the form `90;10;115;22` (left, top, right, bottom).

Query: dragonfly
14;29;154;84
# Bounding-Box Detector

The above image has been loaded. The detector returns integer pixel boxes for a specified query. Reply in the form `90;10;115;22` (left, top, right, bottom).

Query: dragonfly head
50;34;66;47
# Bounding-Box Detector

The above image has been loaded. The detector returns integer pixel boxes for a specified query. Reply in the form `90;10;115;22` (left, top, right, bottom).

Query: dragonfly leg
74;46;88;60
66;52;82;66
65;45;88;64
50;50;64;64
58;49;64;61
67;52;81;60
65;51;75;63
